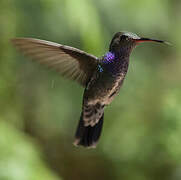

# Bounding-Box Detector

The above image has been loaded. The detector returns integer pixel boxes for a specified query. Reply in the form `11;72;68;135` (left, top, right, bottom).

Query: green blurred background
1;0;181;179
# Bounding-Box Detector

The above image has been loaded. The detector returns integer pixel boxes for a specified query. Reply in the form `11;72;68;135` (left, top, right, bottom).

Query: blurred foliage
0;0;181;179
0;121;60;180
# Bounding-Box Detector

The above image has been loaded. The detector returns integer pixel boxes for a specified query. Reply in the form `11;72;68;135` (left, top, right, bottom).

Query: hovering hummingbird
11;32;168;148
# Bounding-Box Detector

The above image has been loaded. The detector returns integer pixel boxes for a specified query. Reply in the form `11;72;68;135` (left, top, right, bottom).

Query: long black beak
135;38;171;45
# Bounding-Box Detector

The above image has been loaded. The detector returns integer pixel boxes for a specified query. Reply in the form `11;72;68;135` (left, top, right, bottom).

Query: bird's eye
120;35;128;41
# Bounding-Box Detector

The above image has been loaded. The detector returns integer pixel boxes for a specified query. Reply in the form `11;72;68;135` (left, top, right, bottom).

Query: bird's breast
84;53;130;106
84;69;127;105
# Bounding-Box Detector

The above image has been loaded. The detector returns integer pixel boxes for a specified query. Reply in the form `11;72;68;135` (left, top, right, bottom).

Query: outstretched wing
11;38;99;86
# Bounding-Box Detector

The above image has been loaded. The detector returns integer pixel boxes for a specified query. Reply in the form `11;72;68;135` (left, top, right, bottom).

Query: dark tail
74;113;104;148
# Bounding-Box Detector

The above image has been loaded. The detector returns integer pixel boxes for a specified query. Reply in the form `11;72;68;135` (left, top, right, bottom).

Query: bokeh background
1;0;181;179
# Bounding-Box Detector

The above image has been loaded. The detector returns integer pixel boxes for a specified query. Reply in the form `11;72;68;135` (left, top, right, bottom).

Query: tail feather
74;113;104;148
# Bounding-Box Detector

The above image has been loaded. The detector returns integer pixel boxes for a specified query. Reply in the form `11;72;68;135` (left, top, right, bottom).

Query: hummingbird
11;32;168;148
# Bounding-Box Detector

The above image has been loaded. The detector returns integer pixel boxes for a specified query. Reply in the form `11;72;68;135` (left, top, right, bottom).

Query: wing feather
11;38;98;86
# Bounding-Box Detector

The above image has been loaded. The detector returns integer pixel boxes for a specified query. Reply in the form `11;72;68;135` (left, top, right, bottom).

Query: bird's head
109;31;168;54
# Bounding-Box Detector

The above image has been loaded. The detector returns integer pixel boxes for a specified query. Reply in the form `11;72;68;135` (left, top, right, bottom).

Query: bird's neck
102;51;130;76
